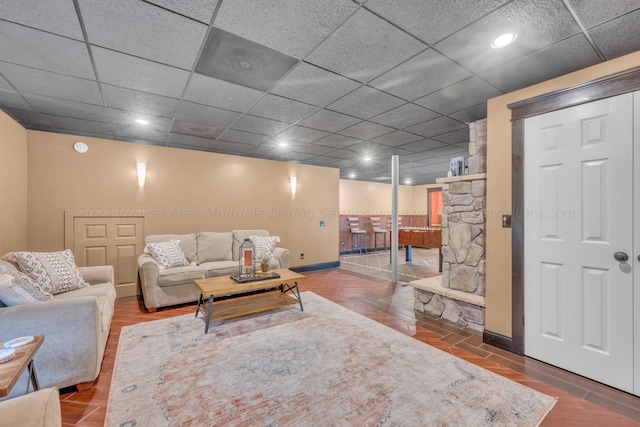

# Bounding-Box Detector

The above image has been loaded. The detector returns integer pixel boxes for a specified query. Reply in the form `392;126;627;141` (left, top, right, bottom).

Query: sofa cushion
145;234;197;263
197;232;233;263
156;265;205;287
10;250;87;295
0;267;54;305
199;260;238;278
232;230;269;261
146;240;190;269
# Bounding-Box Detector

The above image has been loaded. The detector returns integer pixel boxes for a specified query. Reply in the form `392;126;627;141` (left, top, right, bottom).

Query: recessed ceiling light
278;142;287;147
491;32;517;49
135;119;150;125
349;173;356;179
404;179;412;185
363;157;371;161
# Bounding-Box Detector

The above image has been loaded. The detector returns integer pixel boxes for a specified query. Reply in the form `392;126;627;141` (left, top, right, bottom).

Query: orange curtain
429;190;442;227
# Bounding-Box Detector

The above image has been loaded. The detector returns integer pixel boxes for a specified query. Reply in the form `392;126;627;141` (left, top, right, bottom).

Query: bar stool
347;217;367;254
370;217;387;252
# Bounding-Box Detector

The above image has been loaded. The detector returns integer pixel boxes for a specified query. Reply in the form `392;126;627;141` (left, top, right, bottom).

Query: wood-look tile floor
59;268;640;426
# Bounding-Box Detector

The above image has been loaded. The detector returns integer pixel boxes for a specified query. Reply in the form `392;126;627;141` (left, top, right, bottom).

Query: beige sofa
0;388;61;427
138;230;289;311
0;261;115;399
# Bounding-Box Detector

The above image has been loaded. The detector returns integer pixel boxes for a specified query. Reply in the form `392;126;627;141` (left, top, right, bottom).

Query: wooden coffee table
0;335;43;397
194;269;305;333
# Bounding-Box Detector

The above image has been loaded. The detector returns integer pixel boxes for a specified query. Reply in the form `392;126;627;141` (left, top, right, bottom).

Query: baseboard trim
290;261;340;272
483;329;517;354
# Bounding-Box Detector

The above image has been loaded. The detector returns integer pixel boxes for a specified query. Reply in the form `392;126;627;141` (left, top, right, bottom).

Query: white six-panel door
524;93;636;394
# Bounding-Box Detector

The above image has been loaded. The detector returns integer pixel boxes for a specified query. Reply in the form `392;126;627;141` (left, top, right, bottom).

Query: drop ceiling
1;0;639;185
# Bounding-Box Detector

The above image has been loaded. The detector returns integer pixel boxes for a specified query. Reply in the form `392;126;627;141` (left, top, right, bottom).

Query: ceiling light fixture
73;141;88;153
135;119;150;125
278;142;287;147
349;173;356;179
491;32;517;49
363;157;371;161
404;179;412;185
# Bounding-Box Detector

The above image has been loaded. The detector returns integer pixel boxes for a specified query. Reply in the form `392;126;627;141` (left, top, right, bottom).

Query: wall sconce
290;176;297;196
137;161;146;187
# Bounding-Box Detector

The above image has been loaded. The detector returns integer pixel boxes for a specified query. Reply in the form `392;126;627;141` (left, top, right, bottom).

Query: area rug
105;292;555;426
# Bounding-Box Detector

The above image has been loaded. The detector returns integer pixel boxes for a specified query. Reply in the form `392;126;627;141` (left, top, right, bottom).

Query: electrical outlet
300;253;304;259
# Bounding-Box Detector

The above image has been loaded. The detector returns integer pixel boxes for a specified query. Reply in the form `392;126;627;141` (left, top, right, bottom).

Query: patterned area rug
106;292;555;426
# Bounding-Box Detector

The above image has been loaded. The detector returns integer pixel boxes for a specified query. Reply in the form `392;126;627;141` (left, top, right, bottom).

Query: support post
391;155;399;283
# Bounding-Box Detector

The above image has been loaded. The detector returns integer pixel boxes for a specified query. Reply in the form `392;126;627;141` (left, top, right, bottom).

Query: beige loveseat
0;260;115;399
138;230;289;311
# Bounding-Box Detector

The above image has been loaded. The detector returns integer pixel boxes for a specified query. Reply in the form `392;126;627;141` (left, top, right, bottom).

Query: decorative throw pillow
0;266;55;305
11;250;88;295
146;240;190;269
249;235;278;260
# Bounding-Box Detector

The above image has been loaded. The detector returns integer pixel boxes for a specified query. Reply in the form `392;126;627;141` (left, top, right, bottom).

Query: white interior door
524;93;636;394
73;216;145;298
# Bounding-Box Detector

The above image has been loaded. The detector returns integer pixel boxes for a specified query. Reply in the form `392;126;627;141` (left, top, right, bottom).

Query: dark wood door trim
508;66;640;355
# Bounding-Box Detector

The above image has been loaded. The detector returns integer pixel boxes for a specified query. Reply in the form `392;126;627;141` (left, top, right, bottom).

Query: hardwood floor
59;268;640;426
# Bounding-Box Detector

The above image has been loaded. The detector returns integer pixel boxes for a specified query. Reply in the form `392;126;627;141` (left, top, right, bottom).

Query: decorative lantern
238;238;255;280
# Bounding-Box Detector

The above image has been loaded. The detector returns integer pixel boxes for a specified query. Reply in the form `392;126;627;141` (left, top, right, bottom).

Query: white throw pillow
146;240;190;269
249;235;278;260
0;267;55;305
11;249;87;295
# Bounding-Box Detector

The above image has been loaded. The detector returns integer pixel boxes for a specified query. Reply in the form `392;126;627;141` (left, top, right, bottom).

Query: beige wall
486;50;640;337
26;131;339;267
0;111;28;254
339;180;441;216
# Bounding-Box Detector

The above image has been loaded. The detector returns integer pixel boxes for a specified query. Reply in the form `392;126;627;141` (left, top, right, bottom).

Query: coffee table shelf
194;269;305;333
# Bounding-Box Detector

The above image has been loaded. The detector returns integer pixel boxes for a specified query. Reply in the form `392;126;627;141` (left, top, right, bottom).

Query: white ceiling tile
184;74;264;113
101;84;180;117
93;47;190;98
145;0;220;24
0;21;95;80
24;94;109;122
298;109;361;133
365;0;510;45
327;86;405;120
0;0;84;40
214;0;359;58
247;94;318;123
0;62;102;105
79;0;207;69
306;8;427;83
369;49;472;101
270;62;361;107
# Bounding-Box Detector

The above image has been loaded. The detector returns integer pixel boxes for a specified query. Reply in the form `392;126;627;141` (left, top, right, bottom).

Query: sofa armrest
138;254;160;310
0;297;102;393
78;265;114;286
273;247;289;269
0;387;61;427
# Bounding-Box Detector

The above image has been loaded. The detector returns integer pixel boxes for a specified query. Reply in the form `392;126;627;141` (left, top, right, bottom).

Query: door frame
507;66;640;355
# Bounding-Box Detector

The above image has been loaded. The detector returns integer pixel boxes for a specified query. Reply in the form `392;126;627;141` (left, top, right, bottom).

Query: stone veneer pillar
412;119;487;331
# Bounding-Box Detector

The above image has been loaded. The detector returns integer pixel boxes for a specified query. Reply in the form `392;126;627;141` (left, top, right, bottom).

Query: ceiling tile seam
0;17;84;43
215;2;366;153
162;0;225;146
0;69;58;131
359;0;514;97
72;0;117;139
476;30;596;77
561;0;606;62
140;0;212;25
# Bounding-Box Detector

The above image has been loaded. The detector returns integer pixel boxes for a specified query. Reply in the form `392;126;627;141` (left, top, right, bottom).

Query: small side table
0;335;44;397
